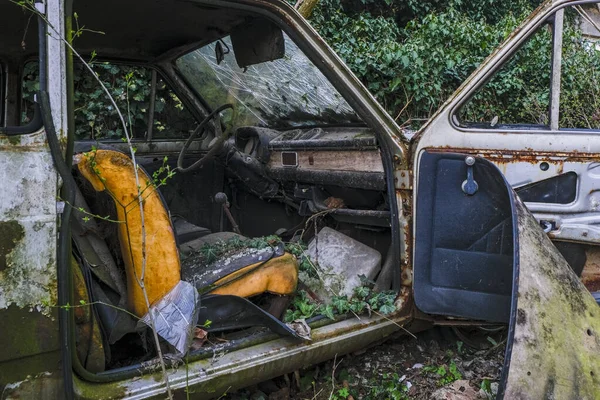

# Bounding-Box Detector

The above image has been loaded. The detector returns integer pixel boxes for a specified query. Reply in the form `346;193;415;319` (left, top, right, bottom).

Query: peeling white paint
0;151;57;218
0;148;58;313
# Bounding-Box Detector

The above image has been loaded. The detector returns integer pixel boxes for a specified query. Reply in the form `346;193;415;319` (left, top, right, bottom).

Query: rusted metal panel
500;198;600;399
0;2;65;392
0;143;61;391
581;246;600;292
73;313;411;399
394;170;412;190
1;372;63;399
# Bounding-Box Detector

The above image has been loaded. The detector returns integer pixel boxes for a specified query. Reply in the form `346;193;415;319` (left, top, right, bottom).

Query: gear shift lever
215;192;241;234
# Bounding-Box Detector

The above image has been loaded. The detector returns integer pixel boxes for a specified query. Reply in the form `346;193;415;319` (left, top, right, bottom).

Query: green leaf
354;285;370;299
337;387;349;398
378;303;396;315
322;305;336;320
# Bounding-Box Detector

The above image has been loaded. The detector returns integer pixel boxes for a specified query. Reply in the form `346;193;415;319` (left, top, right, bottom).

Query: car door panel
414;151;514;322
484;154;600;245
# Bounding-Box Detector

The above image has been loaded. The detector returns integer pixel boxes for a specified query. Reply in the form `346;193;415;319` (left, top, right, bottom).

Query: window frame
68;61;201;143
450;15;556;132
448;1;600;135
0;61;5;127
0;57;44;136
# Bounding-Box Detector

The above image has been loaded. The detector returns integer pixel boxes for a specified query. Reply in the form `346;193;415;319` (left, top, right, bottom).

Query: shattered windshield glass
175;34;361;128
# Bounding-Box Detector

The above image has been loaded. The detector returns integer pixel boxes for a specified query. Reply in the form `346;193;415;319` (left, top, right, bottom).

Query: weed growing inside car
187;234;281;264
283;246;397;322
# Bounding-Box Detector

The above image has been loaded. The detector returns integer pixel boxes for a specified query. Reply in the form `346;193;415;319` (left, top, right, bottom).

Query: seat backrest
76;149;181;317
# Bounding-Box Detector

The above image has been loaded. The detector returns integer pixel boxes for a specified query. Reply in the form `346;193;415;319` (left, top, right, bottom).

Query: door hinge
395;170;413;190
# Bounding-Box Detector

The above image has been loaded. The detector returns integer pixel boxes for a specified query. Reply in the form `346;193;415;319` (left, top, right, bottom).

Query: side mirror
230;18;285;69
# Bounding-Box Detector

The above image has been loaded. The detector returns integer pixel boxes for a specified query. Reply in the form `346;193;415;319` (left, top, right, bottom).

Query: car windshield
175;34;361;128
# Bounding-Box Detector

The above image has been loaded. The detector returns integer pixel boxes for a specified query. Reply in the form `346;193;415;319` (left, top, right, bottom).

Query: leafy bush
461;9;600;129
325;0;538;25
22;61;195;140
559;14;600;129
72;63;151;139
458;17;552;125
423;359;463;386
309;0;544;127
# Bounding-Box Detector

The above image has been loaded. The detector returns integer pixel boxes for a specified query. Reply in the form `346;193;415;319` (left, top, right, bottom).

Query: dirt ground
225;327;506;400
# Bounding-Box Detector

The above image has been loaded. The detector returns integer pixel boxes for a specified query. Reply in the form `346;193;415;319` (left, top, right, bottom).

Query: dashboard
231;126;386;191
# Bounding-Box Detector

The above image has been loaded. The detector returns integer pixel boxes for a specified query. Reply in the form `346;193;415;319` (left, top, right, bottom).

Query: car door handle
462;156;479;196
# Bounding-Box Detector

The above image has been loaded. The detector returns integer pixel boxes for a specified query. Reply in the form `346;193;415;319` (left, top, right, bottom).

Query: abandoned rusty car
1;0;600;398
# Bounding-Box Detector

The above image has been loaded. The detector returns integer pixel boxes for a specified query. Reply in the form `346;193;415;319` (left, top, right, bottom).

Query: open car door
413;151;600;398
412;1;600;397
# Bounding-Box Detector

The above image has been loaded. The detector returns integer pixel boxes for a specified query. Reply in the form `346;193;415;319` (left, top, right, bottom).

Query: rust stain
426;147;600;164
397;190;413;287
556;163;564;174
582;247;600;292
402;222;413;285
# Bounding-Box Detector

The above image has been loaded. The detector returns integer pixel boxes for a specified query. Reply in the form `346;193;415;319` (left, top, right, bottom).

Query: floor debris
224;327;505;399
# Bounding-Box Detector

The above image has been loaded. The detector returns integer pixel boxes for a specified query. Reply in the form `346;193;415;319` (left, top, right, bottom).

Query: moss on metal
503;200;600;398
0;305;60;386
0;221;24;272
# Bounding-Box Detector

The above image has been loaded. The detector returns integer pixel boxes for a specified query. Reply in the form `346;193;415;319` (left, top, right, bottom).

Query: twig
394;94;413;121
64;199;125;224
20;12;33;50
14;3;174;397
59;300;141;321
216;386;232;400
482;337;507;356
371;309;417;339
328;354;343;400
311;388;324;400
576;5;600;35
300;209;334;242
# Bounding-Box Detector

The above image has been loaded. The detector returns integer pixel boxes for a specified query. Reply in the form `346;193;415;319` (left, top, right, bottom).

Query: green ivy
309;2;539;127
21;61;195;140
283;273;397;322
193;234;281;265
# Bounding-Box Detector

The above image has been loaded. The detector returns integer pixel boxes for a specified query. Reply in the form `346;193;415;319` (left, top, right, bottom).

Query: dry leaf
190;327;208;350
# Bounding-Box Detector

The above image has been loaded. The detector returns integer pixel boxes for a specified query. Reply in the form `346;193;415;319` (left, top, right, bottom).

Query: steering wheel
177;103;234;173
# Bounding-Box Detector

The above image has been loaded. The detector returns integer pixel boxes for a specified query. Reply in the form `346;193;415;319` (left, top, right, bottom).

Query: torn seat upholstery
74;149;300;346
